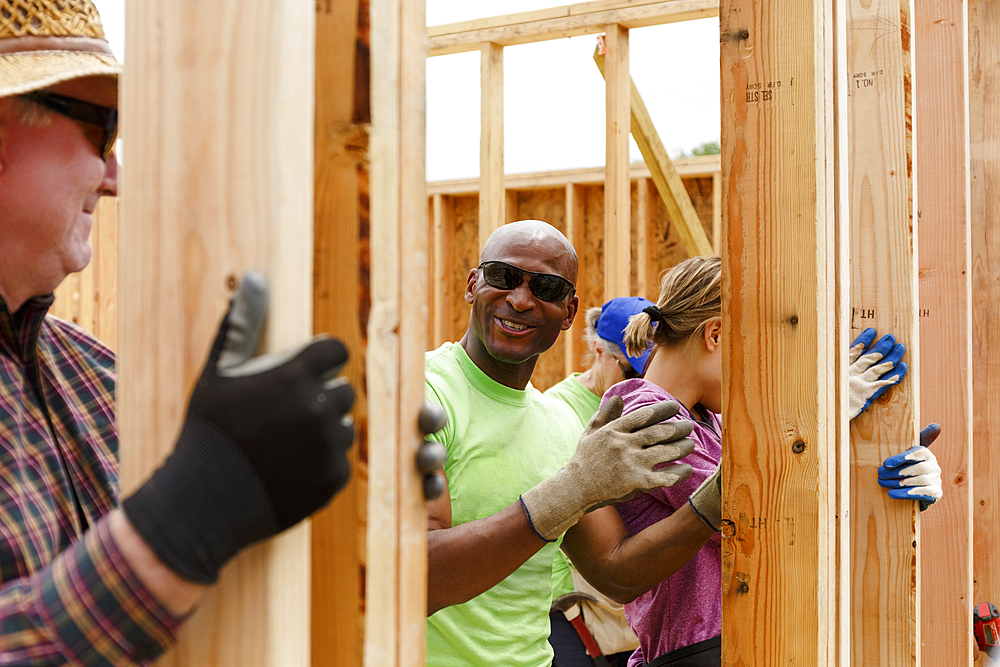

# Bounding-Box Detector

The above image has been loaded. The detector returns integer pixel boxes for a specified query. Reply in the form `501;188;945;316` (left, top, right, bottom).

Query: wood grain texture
604;24;631;301
428;0;717;56
451;195;481;343
565;184;583;375
431;194;455;349
711;172;722;256
581;183;607;342
720;0;838;664
913;0;973;663
842;1;921;664
480;42;505;245
970;3;1000;666
119;1;315;665
366;0;428;663
594;49;713;257
635;177;650;298
51;197;117;348
312;0;368;664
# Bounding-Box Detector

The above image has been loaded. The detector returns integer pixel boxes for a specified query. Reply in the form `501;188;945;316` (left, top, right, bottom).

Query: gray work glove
688;466;721;531
123;272;356;583
520;397;695;542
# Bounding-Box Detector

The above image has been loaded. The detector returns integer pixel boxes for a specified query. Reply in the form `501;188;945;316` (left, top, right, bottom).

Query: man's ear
704;317;722;352
464;268;479;304
561;294;579;331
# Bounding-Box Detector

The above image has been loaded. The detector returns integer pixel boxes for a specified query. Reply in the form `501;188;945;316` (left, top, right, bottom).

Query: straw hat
0;0;120;98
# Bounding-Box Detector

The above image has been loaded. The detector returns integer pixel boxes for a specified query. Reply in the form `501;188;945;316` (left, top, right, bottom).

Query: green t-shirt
543;373;601;429
543;374;599;600
425;343;581;667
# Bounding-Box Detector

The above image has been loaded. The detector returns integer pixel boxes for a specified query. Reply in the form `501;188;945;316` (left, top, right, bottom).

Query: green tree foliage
673;140;721;158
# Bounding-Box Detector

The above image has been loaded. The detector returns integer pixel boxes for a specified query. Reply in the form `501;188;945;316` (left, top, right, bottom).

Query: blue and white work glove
878;424;943;511
848;328;907;419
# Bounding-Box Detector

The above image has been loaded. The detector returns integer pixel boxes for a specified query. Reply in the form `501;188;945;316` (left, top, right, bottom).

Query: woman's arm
561;503;715;604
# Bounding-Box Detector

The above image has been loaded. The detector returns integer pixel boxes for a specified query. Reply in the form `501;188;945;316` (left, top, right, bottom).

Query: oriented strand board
634;177;650;298
580;184;608;331
119;1;316;665
565;184;585;375
720;0;839;664
970;3;1000;665
450;195;480;344
430;194;456;349
647;177;712;279
913;0;973;663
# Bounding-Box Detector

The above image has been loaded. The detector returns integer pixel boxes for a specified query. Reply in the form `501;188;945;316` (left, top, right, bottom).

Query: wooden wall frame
427;0;981;664
47;0;987;663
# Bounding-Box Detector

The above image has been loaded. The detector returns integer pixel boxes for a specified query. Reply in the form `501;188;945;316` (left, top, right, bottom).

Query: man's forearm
427;501;547;615
108;509;206;617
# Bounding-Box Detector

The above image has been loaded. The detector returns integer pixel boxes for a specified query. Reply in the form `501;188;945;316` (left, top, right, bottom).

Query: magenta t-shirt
601;380;722;666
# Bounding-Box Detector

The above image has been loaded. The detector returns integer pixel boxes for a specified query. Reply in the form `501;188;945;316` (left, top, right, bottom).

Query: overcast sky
91;1;720;181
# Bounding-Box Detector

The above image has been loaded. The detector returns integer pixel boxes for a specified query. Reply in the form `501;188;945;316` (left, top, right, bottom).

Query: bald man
423;221;696;667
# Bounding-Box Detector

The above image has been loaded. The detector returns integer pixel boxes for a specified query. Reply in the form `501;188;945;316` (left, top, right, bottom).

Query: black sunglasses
20;91;118;159
478;261;575;303
616;359;642;380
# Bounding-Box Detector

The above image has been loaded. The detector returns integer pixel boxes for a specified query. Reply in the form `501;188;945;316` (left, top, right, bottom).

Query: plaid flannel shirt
0;295;180;666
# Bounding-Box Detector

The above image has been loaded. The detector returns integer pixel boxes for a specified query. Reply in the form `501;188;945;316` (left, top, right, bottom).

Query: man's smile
495;316;535;334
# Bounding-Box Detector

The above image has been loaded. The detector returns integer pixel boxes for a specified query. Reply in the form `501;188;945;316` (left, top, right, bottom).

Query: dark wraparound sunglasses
617;359;642;380
19;91;118;159
478;261;575;303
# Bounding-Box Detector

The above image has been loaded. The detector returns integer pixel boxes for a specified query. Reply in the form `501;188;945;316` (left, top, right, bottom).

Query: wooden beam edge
428;0;719;56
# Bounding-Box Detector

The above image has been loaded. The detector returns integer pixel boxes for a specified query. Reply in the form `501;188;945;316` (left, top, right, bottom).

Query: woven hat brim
0;51;120;98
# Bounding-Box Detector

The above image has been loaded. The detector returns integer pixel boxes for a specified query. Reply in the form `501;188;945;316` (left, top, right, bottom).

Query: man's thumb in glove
588;395;625;431
209;271;268;371
920;423;941;448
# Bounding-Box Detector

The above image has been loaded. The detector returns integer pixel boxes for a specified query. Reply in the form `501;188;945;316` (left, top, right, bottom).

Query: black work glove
122;272;355;583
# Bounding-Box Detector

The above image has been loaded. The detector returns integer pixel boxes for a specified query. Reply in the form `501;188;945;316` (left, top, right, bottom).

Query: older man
0;1;355;664
424;220;697;667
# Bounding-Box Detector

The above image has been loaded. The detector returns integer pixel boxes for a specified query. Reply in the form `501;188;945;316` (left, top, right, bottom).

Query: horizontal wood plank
429;0;718;56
